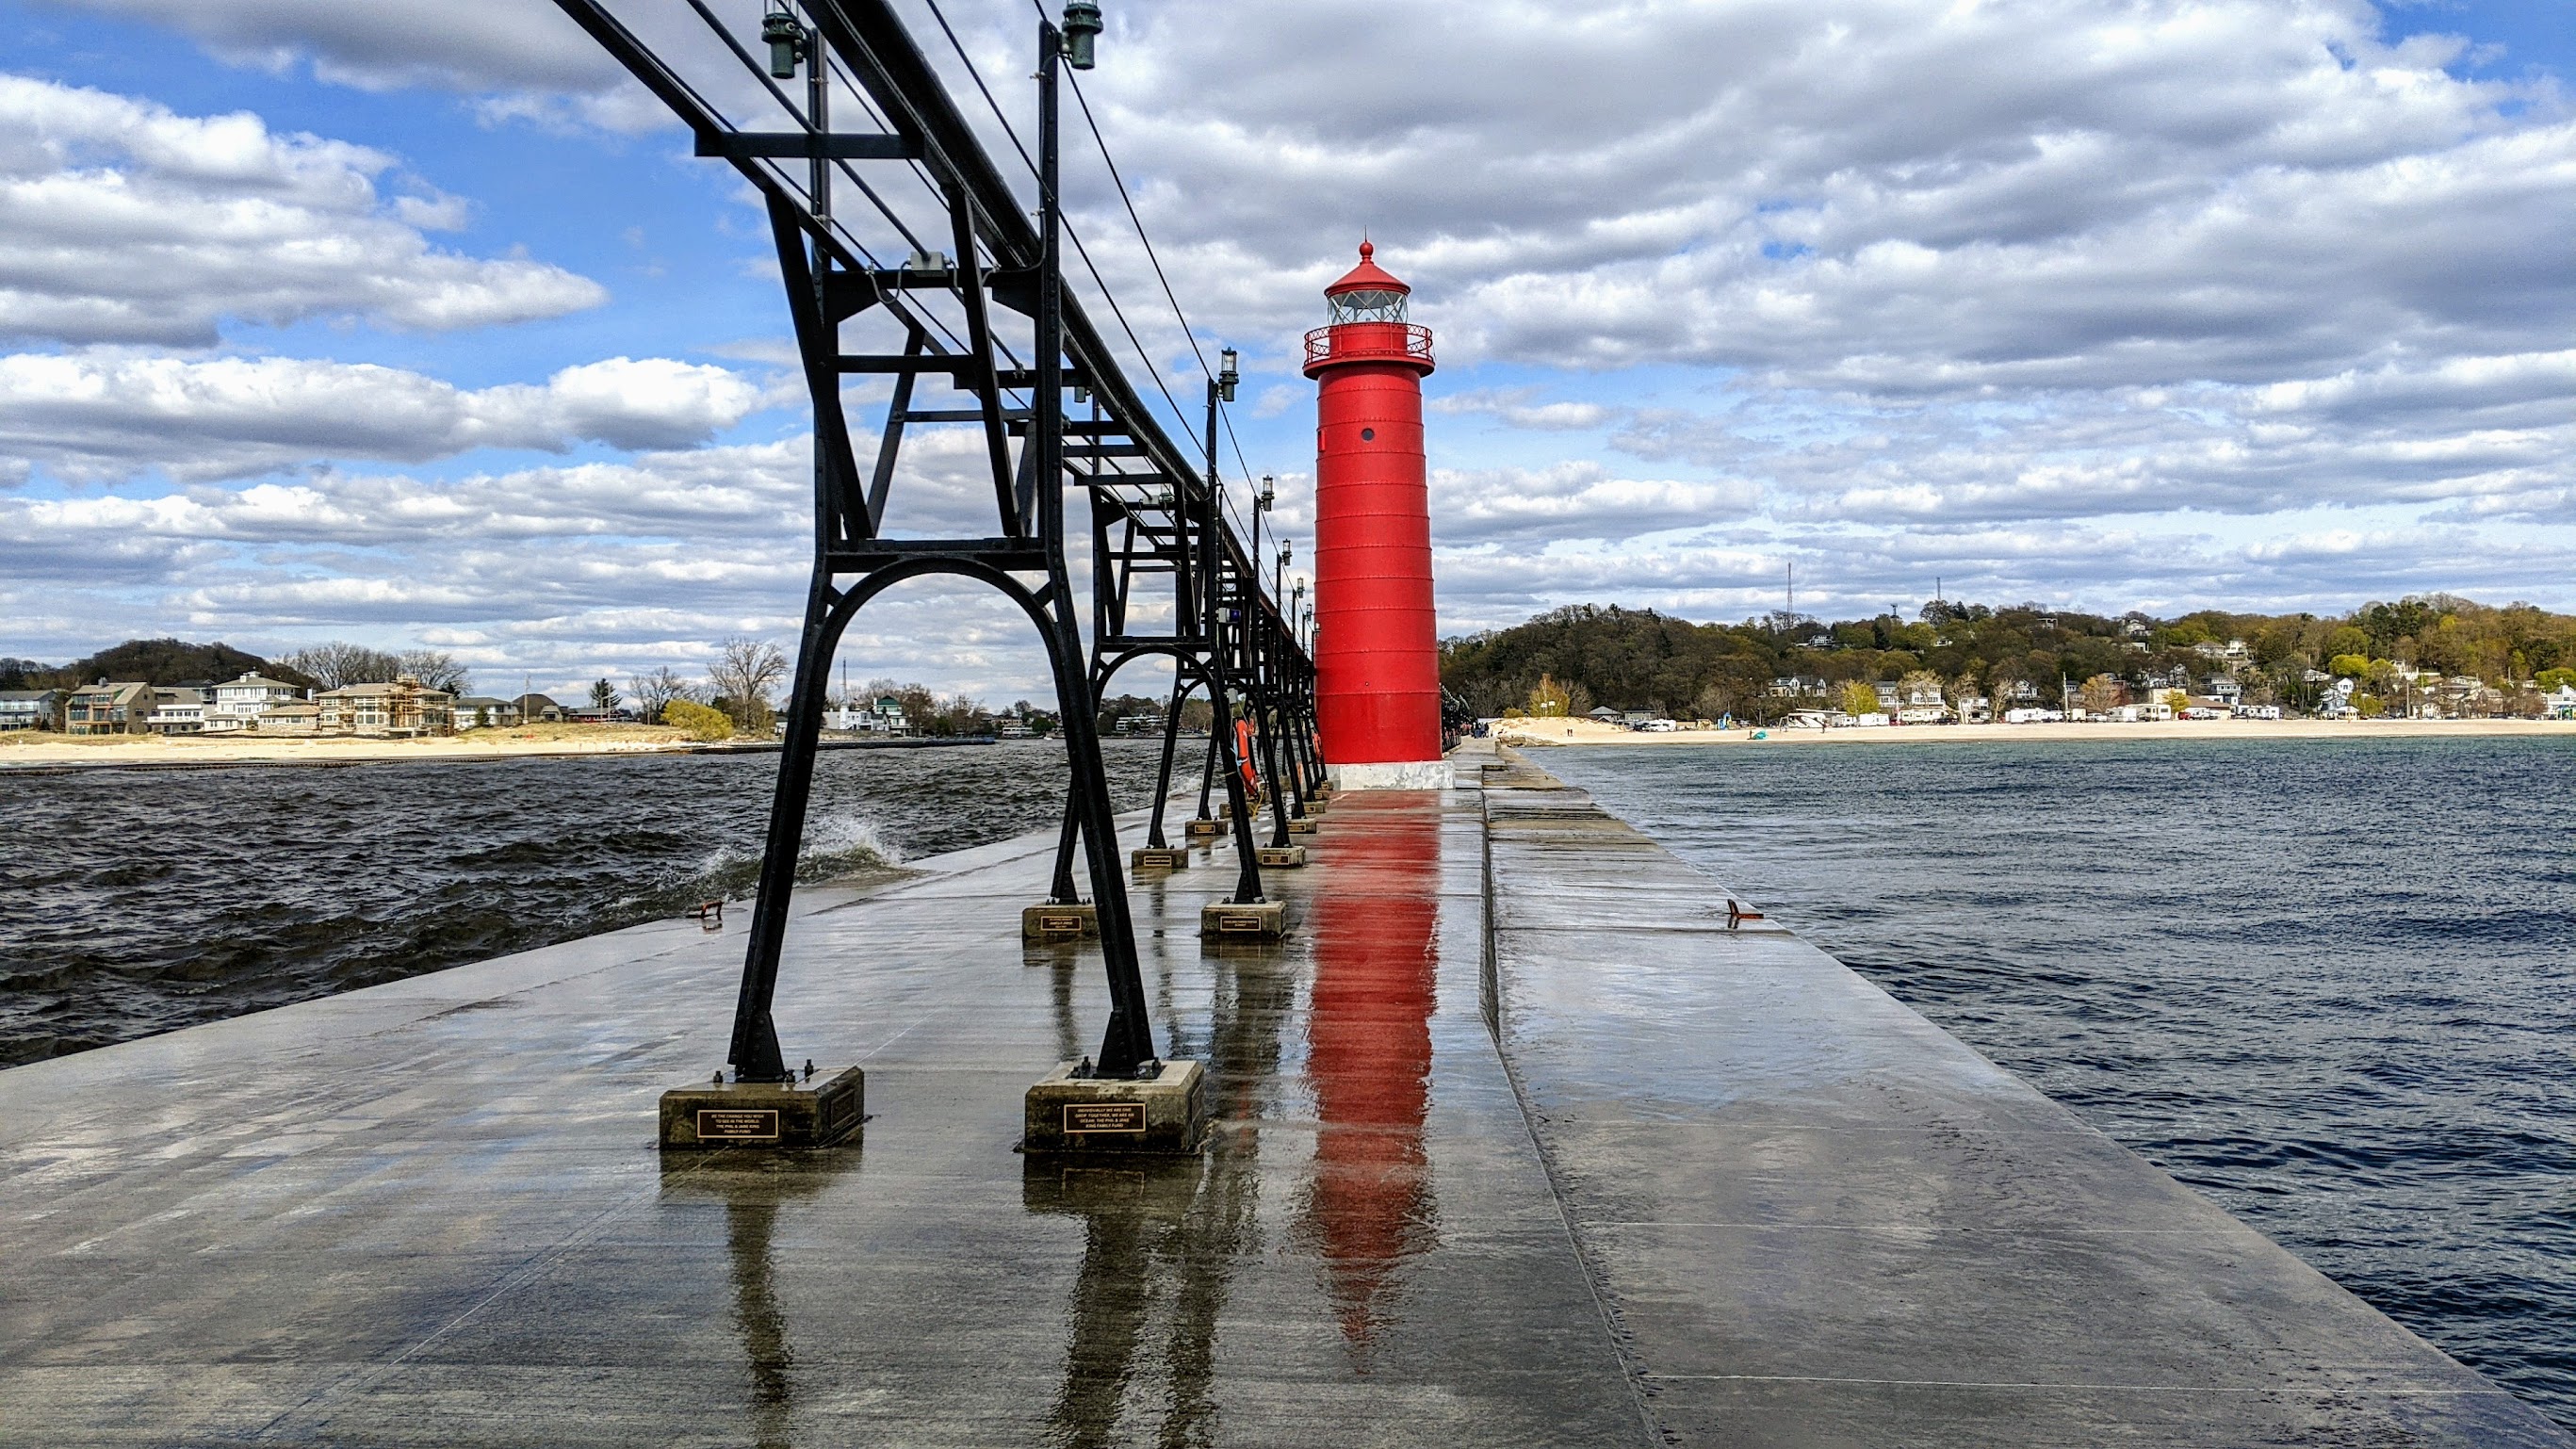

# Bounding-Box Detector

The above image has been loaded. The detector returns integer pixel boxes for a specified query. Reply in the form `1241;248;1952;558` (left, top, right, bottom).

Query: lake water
0;741;1175;1066
1544;736;2576;1429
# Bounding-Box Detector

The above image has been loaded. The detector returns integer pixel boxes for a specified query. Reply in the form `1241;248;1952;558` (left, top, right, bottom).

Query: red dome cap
1325;239;1410;298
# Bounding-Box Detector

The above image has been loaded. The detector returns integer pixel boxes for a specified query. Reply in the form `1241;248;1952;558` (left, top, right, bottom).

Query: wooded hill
1439;596;2576;723
0;639;311;692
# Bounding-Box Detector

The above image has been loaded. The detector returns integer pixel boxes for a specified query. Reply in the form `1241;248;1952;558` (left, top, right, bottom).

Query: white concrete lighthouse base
1327;759;1449;791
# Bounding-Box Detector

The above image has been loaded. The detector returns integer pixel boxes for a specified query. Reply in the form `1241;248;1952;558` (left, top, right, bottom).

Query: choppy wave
0;741;1165;1066
1551;735;2576;1430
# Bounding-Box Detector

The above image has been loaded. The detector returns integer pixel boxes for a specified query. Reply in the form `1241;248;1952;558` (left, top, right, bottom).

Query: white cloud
7;0;2575;690
33;0;651;117
0;352;766;480
1432;461;1756;543
0;73;605;346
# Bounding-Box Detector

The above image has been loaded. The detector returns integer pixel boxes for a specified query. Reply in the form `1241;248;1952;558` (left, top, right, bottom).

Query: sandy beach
0;723;706;770
1492;716;2576;747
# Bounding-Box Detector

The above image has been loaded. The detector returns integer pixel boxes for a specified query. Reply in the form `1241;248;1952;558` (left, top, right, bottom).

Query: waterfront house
0;688;66;731
260;701;322;735
825;694;909;733
147;686;210;734
206;673;304;733
2547;685;2576;720
67;680;155;735
316;677;456;737
511;693;567;724
451;695;516;729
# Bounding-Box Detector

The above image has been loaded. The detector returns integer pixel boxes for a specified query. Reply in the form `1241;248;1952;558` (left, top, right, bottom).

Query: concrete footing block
1255;844;1308;868
1328;760;1447;791
1286;816;1318;835
1023;1059;1206;1154
1200;899;1286;938
1022;902;1098;940
658;1067;863;1149
1183;818;1224;840
1129;846;1190;872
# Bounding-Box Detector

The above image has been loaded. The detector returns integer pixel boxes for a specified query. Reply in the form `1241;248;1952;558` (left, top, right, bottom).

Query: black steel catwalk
550;0;1320;1082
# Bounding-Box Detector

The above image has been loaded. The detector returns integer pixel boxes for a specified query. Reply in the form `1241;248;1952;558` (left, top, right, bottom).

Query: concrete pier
2;748;2562;1445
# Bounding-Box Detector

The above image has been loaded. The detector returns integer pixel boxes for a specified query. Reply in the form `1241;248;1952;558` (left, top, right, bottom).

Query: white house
2547;685;2576;720
826;694;910;733
146;686;209;734
206;672;304;732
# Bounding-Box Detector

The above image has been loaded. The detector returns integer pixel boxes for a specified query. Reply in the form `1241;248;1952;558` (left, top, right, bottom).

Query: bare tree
399;649;470;695
282;642;399;691
279;642;465;693
628;666;693;723
709;637;789;732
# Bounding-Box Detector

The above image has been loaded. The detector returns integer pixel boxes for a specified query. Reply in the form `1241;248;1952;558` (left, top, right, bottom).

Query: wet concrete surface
1477;747;2568;1445
1;749;2560;1445
0;782;1638;1446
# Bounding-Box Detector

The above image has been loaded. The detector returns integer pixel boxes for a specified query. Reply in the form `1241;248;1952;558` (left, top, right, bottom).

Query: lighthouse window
1328;288;1408;324
1361;428;1377;441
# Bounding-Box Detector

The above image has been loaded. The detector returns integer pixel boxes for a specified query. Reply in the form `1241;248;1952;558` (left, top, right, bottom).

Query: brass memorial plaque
1038;912;1084;932
697;1108;781;1141
1063;1101;1147;1134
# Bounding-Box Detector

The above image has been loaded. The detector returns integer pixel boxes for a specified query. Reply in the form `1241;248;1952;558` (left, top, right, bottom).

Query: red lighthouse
1303;241;1443;790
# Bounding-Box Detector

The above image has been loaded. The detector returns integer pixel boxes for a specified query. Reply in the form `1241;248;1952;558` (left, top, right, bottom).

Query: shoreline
0;725;1010;772
0;725;698;772
1493;716;2576;747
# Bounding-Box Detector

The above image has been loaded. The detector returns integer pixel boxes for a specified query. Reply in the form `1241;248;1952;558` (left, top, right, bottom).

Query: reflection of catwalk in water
727;1194;795;1449
661;1153;850;1449
1298;802;1443;1359
1032;946;1298;1446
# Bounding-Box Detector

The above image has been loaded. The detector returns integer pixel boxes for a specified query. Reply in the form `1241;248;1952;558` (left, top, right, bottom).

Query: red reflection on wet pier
1300;798;1443;1352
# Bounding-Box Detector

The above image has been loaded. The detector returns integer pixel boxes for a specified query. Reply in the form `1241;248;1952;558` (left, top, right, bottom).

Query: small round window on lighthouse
1361;428;1376;441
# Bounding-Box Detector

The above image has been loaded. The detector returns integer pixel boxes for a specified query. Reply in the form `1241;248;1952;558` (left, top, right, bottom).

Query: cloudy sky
0;0;2568;697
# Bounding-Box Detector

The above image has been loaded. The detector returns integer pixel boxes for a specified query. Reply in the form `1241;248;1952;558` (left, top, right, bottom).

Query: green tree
661;699;734;741
1839;681;1881;717
2327;653;2372;678
1527;674;1572;717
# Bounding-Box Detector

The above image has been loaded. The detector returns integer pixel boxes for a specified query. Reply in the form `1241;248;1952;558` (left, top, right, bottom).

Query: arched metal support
728;555;1156;1082
556;0;1323;1099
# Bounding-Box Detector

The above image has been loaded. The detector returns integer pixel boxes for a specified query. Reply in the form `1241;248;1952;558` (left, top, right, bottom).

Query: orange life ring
1233;717;1260;796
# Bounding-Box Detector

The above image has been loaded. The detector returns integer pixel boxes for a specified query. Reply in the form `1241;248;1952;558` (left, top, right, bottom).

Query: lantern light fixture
761;3;807;79
1217;347;1239;402
1061;2;1102;70
1258;473;1275;511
